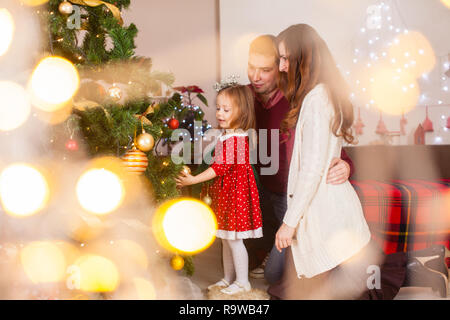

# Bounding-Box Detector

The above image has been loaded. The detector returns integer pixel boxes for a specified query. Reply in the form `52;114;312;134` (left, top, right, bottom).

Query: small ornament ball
122;147;148;175
108;85;122;101
65;138;78;151
59;1;73;15
136;132;154;152
168;118;179;130
202;195;212;206
181;165;191;175
170;255;184;271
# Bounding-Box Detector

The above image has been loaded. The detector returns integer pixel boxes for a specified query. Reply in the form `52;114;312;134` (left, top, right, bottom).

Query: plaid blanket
351;179;450;266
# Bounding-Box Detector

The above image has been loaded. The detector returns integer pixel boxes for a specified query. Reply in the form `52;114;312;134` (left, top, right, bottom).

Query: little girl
175;84;262;295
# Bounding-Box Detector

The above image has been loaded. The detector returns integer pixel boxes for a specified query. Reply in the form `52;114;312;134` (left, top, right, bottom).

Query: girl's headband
213;75;240;92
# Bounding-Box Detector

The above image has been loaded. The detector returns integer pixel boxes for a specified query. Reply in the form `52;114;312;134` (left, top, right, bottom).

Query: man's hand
326;157;350;185
275;223;296;253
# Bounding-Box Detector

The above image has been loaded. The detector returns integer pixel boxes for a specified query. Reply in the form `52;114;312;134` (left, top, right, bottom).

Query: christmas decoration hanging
67;0;123;25
414;124;425;145
107;85;122;101
170;255;185;271
422;106;434;132
375;112;388;135
136;131;154;152
181;165;191;175
59;1;74;15
202;195;212;206
447;116;450;129
168;118;179;130
353;107;365;135
122;146;148;174
202;183;212;206
64;115;79;151
400;112;408;135
65;138;79;151
133;104;155;126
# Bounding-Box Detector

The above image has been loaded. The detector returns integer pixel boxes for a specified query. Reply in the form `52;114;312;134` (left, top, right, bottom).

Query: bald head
249;35;279;63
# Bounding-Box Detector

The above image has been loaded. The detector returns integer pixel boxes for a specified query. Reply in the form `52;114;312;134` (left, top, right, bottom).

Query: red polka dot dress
203;132;263;240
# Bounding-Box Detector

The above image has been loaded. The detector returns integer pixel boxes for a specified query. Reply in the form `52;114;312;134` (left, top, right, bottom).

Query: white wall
122;0;220;127
219;0;450;145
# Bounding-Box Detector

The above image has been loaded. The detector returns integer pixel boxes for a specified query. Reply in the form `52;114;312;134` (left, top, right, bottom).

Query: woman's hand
275;223;296;252
175;171;196;187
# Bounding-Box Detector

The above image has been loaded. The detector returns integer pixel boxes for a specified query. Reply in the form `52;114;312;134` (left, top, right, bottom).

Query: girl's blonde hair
217;85;256;131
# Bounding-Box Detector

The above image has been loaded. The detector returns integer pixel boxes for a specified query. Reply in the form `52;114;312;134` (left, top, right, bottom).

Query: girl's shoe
207;279;230;291
220;281;251;295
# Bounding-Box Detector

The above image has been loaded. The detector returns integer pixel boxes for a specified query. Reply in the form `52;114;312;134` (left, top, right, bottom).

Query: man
246;35;354;283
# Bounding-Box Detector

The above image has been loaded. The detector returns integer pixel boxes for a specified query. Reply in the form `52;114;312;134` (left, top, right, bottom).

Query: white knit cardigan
283;83;371;279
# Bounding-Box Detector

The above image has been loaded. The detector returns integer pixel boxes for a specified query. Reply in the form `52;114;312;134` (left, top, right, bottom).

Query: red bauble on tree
65;138;79;151
168;118;179;130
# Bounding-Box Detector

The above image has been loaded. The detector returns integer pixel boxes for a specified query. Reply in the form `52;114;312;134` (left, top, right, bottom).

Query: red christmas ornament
446;116;450;129
168;118;179;130
422;106;433;132
65;139;79;151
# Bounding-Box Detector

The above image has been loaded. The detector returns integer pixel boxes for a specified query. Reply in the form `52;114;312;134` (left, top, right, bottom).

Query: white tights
222;239;249;285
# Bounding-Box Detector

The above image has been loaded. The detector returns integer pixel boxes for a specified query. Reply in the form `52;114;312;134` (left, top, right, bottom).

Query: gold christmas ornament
181;166;191;175
69;0;123;25
107;85;122;101
202;195;212;206
58;1;73;15
122;146;148;174
136;132;154;152
170;255;184;271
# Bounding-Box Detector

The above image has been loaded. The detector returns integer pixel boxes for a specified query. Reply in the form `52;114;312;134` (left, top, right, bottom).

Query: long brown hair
218;85;256;131
277;24;355;144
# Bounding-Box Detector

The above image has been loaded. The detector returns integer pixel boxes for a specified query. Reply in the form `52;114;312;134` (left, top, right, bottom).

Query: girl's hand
275;223;296;253
175;171;196;187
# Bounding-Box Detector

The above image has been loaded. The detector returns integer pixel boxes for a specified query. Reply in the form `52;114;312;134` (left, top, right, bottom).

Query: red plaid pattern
351;179;450;267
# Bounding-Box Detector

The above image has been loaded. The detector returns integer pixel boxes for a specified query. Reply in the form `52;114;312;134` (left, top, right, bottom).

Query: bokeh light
54;241;80;265
368;65;420;115
20;241;66;284
76;168;125;215
388;31;436;78
152;198;217;255
114;239;148;270
29;57;80;112
67;213;105;242
87;238;149;274
440;0;450;9
35;102;73;125
132;277;157;300
0;164;49;217
74;254;120;292
20;0;50;6
0;8;14;57
0;81;31;131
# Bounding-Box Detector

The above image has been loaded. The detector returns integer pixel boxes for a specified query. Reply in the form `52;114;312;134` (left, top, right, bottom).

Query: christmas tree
39;0;212;275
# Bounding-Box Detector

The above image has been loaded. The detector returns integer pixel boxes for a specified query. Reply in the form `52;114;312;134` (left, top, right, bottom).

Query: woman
268;24;449;300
